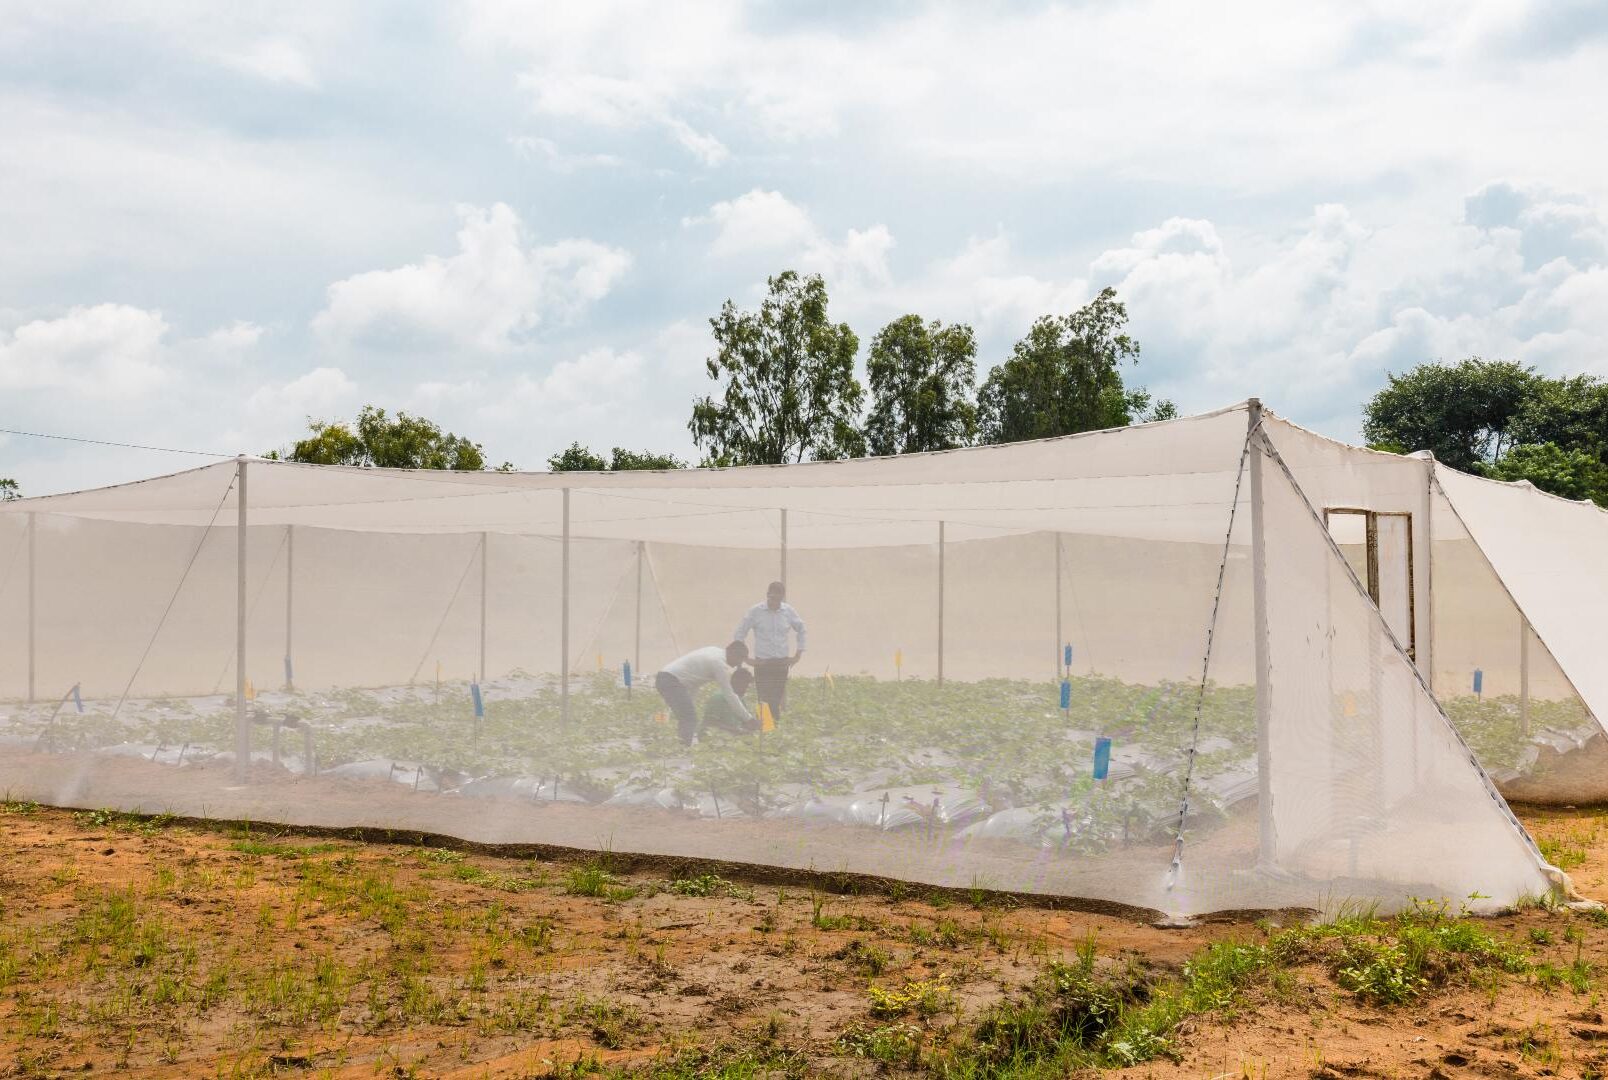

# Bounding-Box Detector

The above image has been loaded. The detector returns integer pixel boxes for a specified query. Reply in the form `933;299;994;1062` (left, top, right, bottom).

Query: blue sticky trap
1092;736;1112;780
622;660;633;688
1473;669;1484;696
72;683;83;713
1064;643;1073;668
470;682;484;718
284;655;294;686
1059;679;1071;710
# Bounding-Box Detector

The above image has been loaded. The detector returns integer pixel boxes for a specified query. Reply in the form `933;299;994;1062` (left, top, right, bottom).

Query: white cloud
204;320;264;351
220;38;319;89
507;136;624;171
246;366;356;417
312;204;632;351
686;189;894;288
0;304;171;397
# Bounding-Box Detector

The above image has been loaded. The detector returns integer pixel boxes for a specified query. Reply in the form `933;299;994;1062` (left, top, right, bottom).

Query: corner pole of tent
284;524;294;691
235;455;250;782
1520;613;1531;735
561;487;570;725
1247;400;1275;867
633;539;643;676
937;520;946;685
1415;452;1436;688
26;511;36;704
479;530;489;682
779;508;788;585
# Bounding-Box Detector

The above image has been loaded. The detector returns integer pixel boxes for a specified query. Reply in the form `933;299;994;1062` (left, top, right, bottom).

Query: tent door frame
1323;507;1416;662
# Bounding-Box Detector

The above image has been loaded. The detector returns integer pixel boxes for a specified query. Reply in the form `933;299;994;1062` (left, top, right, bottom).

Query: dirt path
2;801;1607;1077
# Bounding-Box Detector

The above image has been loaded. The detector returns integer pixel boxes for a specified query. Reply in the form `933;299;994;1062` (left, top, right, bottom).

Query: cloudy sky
3;0;1607;494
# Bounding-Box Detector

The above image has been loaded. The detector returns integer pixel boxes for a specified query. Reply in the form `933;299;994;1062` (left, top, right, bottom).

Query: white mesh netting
0;403;1564;916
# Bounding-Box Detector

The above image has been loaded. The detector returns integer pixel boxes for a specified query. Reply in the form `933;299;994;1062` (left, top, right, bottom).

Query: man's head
766;580;785;610
731;666;754;697
725;640;749;667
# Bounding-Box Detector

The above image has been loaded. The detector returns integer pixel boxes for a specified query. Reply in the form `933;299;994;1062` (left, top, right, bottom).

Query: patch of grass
838;1022;923;1067
810;894;854;931
868;977;952;1019
668;873;752;900
230;839;340;858
565;862;638;902
0;798;41;815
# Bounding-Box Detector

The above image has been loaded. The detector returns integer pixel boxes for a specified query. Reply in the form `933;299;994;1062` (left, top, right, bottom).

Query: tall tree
977;287;1164;444
689;271;864;465
0;478;19;501
276;406;486;470
1361;358;1536;471
547;443;687;471
864;315;978;455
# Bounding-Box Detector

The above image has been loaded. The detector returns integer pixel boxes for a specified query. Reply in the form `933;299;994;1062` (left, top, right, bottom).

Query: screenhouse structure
0;401;1584;918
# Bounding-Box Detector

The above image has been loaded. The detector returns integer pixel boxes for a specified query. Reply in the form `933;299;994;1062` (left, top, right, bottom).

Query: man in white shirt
732;581;806;723
655;641;754;744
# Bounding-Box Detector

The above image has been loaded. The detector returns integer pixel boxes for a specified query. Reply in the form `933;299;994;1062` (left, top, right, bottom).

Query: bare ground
1;801;1607;1077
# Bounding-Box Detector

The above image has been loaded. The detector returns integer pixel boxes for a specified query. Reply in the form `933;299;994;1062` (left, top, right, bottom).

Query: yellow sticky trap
1342;692;1357;718
653;711;668;725
758;702;775;733
894;649;903;677
244;677;256;701
825;670;836;691
596;653;603;671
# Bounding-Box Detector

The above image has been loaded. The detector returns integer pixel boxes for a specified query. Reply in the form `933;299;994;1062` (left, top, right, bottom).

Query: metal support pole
1247;400;1275;867
779;508;788;586
633;540;643;676
284;525;294;690
26;512;36;705
234;456;250;782
1520;613;1531;736
937;521;946;686
479;530;489;682
561;488;571;725
1417;454;1435;686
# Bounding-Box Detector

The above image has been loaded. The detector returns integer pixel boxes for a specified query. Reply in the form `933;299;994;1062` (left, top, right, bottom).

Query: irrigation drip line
1166;421;1256;890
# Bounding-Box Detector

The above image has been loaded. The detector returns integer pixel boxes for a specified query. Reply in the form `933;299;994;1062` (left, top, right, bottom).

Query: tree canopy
274;406;486;470
689;271;865;465
1362;358;1536;471
1364;358;1608;506
0;478;18;501
547;443;687;472
977;287;1169;443
864;315;978;455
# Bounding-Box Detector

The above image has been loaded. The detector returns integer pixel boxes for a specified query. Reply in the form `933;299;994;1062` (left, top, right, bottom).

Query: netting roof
0;404;1253;547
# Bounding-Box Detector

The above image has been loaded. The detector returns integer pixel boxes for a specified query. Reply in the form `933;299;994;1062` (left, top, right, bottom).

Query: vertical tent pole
779;508;788;586
633;540;643;675
479;530;489;682
26;512;36;705
234;456;250;782
1417;454;1435;686
561;488;571;725
284;525;294;690
937;521;946;686
1519;613;1531;736
1247;400;1275;867
1054;532;1063;681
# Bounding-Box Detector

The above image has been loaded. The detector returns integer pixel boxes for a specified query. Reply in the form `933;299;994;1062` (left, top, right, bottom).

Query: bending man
732;580;806;723
655;642;754;745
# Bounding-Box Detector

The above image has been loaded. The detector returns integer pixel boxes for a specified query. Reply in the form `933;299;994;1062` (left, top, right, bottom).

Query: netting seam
1258;433;1552;873
108;474;237;722
1166;422;1256;887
